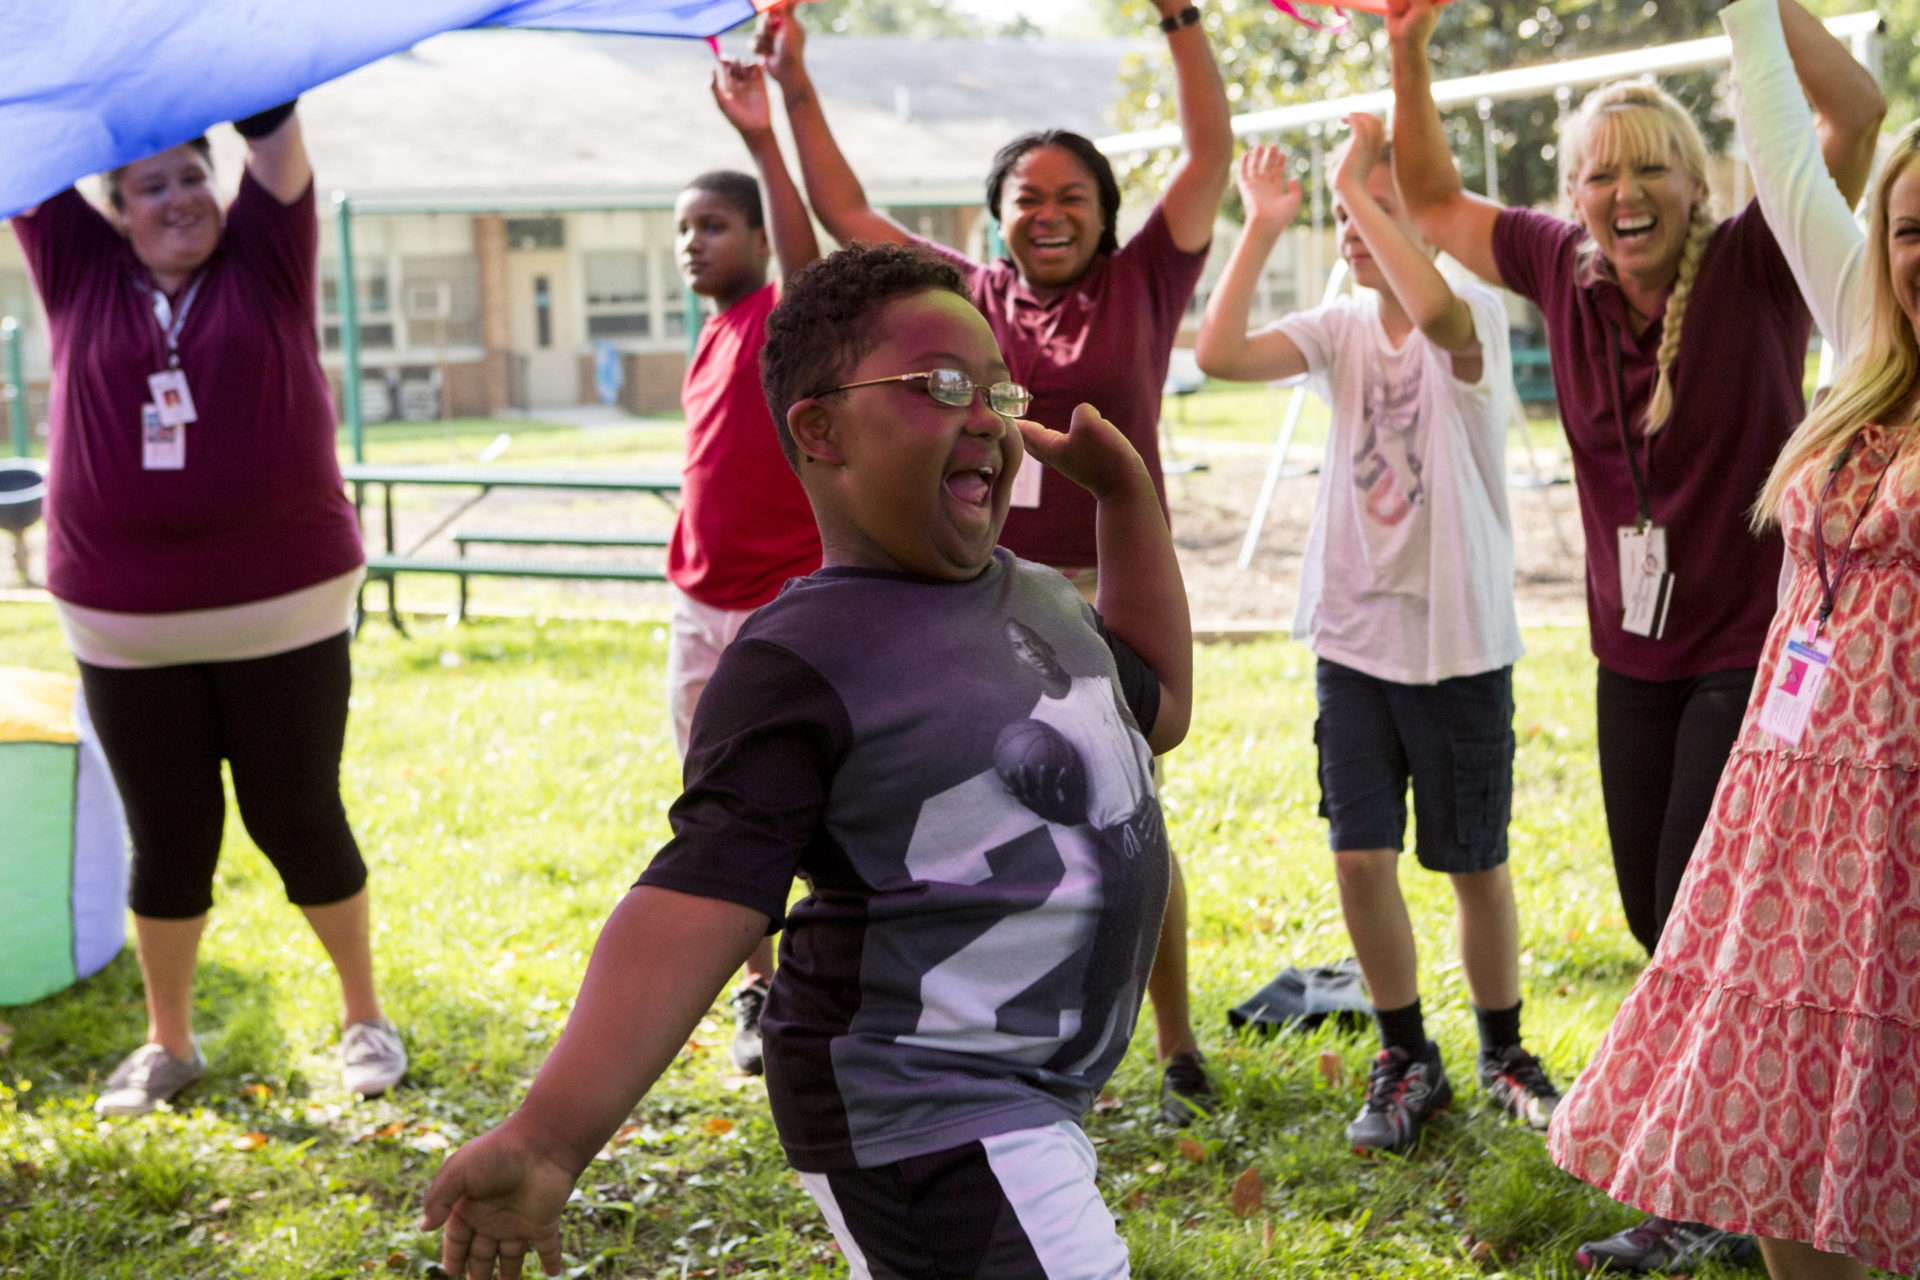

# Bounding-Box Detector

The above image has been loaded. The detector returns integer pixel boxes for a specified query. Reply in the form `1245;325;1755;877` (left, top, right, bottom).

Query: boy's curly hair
760;243;970;471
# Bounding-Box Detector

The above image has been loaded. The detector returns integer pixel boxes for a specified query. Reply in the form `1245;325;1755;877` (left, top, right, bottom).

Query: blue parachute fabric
0;1;760;219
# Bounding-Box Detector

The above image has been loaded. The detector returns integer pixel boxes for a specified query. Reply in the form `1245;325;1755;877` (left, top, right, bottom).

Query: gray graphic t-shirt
639;550;1169;1172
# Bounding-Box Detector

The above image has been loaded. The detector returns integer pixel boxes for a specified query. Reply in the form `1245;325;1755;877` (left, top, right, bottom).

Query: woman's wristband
1159;5;1201;33
234;99;298;140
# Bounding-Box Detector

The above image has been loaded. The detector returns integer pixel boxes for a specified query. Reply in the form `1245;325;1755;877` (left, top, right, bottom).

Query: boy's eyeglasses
823;369;1033;419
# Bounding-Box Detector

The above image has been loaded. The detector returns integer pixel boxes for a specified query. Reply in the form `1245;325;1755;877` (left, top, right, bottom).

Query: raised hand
711;58;772;136
1385;0;1440;46
754;0;807;86
1234;144;1304;230
1015;403;1150;502
420;1125;575;1280
1332;113;1387;191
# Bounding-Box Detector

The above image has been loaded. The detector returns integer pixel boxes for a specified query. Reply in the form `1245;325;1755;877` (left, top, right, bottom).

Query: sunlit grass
0;602;1801;1277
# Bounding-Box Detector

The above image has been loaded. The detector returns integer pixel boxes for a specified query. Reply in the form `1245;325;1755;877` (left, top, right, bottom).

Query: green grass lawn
0;603;1788;1279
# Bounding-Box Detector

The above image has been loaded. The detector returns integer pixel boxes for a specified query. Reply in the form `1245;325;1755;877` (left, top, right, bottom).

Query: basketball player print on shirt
1000;619;1161;857
1354;354;1427;528
891;616;1165;1075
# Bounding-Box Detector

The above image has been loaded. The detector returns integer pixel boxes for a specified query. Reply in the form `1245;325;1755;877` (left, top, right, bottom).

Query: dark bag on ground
1227;956;1371;1035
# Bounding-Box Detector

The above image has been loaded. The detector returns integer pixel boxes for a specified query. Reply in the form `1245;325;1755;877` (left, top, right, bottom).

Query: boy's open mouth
944;462;998;507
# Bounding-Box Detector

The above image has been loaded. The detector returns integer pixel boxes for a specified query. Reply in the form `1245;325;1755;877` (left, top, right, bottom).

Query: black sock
1373;998;1429;1058
1473;1000;1522;1054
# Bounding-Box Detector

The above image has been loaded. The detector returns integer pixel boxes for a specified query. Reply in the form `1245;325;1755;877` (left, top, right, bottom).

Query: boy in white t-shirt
1195;117;1557;1156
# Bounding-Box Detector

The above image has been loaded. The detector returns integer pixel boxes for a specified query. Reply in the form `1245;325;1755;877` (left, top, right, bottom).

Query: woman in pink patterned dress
1546;121;1920;1280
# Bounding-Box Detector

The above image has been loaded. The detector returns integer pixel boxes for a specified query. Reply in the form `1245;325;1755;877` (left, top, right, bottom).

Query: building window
584;250;651;340
320;258;394;351
505;217;565;251
660;249;687;338
399;254;481;348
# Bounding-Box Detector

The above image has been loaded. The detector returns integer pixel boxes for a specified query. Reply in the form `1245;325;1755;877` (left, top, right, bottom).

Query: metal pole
2;317;27;457
684;282;704;361
1307;124;1325;304
1477;97;1499;203
334;192;366;463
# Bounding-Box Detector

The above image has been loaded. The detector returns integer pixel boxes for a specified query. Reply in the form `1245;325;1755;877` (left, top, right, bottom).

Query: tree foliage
1107;0;1898;222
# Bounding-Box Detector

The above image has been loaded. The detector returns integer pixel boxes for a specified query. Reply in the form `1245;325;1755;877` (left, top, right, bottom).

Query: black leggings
77;632;366;920
1594;664;1755;955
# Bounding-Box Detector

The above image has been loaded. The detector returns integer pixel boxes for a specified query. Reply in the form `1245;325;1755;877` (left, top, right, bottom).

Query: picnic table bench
343;463;680;633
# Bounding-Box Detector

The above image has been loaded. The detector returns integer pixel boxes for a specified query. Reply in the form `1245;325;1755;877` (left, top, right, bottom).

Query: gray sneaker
341;1018;407;1097
95;1042;206;1117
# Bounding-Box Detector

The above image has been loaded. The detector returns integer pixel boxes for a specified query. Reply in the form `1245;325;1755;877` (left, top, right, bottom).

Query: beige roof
256;30;1143;207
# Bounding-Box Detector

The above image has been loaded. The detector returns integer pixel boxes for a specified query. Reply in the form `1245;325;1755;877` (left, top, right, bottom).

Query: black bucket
0;458;47;535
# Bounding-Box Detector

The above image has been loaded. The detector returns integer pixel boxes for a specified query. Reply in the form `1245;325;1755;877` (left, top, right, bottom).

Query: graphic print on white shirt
1355;352;1428;529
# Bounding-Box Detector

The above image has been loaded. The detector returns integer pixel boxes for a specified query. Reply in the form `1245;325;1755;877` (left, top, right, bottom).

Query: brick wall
574;350;687;416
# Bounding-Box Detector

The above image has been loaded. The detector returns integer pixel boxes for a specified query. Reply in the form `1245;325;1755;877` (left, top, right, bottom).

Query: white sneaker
341;1018;407;1097
95;1042;205;1117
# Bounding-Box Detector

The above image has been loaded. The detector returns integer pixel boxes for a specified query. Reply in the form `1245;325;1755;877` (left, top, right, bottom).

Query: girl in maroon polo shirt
13;104;406;1116
1386;0;1882;1268
752;0;1232;1126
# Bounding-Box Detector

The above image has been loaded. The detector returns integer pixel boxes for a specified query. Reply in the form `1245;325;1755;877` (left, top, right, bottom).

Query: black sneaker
1159;1051;1214;1126
1477;1044;1561;1131
729;977;769;1076
1574;1216;1762;1273
1346;1044;1452;1156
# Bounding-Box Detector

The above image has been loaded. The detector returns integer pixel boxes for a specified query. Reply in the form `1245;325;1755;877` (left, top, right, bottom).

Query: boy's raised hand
1234;145;1303;230
711;58;772;136
420;1123;574;1279
1333;113;1387;191
754;0;806;85
1385;0;1440;46
1016;403;1150;502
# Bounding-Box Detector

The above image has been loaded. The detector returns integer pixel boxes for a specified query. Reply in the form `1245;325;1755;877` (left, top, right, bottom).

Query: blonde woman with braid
1387;0;1882;1267
1549;118;1920;1280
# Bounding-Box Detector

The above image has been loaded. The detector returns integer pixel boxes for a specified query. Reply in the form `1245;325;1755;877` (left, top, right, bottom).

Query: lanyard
1810;431;1903;638
1605;321;1654;529
149;274;206;371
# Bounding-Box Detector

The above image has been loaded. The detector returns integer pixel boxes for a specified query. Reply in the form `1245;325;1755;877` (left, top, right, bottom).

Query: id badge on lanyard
142;275;203;468
1606;327;1673;638
1759;433;1904;745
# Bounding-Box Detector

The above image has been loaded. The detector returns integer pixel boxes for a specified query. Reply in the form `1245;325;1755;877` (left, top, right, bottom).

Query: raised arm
1193;145;1310;383
1776;0;1885;207
1333;114;1477;357
1017;406;1191;753
236;101;310;205
712;59;821;284
756;3;911;248
1723;0;1869;359
1151;1;1234;253
1385;0;1506;288
420;887;767;1279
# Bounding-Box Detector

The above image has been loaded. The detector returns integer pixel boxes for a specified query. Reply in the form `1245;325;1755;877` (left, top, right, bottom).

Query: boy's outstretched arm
1018;407;1191;754
755;2;911;249
1194;144;1310;383
420;888;768;1279
1333;114;1477;358
711;59;821;283
1385;0;1506;288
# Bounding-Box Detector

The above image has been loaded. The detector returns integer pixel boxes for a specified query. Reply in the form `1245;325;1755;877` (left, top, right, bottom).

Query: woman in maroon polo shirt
13;104;407;1116
753;0;1232;1124
1386;0;1883;1266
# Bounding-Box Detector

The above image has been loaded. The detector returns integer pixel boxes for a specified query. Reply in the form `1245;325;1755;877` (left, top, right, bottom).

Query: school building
2;28;1313;431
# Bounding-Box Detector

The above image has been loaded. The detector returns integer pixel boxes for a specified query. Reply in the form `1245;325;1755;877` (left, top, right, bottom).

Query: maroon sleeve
1714;197;1809;316
220;168;320;314
1113;201;1208;332
10;189;123;321
637;638;852;927
1491;206;1583;310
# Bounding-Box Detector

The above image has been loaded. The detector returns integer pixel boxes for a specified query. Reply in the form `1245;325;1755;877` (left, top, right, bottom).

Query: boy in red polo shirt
668;60;822;1074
